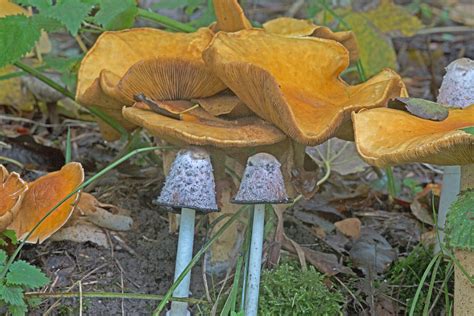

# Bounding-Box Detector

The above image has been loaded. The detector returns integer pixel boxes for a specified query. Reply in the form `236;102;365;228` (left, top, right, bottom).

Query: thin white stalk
245;204;265;316
435;166;461;253
169;208;195;316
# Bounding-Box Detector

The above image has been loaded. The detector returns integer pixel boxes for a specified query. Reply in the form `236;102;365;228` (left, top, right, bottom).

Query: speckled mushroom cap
437;58;474;108
156;148;219;212
233;153;291;204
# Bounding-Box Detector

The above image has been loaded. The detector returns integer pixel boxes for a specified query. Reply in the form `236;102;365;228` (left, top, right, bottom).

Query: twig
25;291;207;304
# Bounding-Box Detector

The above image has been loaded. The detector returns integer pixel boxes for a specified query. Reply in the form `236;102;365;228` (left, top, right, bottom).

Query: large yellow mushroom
75;0;406;277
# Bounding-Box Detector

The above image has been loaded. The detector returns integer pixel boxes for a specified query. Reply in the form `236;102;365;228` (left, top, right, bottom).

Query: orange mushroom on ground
0;165;27;232
8;162;84;243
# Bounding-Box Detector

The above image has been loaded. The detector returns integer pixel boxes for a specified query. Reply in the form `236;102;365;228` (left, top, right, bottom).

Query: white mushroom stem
169;208;195;316
245;204;265;316
435;165;461;253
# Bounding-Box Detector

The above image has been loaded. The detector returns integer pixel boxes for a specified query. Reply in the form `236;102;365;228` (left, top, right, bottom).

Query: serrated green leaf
0;284;25;307
2;229;18;245
9;303;28;316
0;15;41;68
13;0;51;11
462;126;474;135
6;261;49;289
41;0;93;35
446;190;474;251
95;0;137;30
30;14;63;32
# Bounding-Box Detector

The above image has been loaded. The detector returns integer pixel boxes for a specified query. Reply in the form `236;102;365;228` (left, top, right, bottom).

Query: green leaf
6;260;49;289
0;15;41;68
0;284;25;307
390;97;449;121
31;14;64;32
13;0;51;11
445;190;474;251
41;0;93;35
2;229;18;245
9;303;28;316
337;12;398;77
461;126;474;135
95;0;138;30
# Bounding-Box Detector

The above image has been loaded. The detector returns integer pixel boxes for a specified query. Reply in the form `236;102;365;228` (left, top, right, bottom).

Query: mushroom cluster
75;0;407;314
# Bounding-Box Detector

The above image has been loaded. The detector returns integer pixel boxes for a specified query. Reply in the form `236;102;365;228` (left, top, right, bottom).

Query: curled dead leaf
74;192;133;231
334;218;362;239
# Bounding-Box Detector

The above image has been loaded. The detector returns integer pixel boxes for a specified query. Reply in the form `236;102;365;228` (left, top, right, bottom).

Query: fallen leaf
410;199;434;226
73;192;133;231
282;234;351;275
349;228;397;275
390;97;449;121
449;3;474;26
362;0;423;37
0;65;36;112
50;220;109;248
306;138;369;176
335;218;361;239
330;0;423;77
0;135;65;171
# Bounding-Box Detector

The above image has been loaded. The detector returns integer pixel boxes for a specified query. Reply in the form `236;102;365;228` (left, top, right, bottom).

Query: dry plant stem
25;291;206;304
454;164;474;316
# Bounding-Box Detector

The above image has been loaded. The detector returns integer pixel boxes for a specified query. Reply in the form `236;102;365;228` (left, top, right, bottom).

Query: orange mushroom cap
352;105;474;167
76;27;226;140
122;99;286;148
203;30;405;146
212;0;252;32
263;17;359;61
0;165;27;231
8;163;84;243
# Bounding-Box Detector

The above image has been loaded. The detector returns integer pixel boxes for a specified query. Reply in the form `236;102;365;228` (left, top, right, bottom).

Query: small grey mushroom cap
155;147;219;212
233;153;291;204
437;58;474;108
